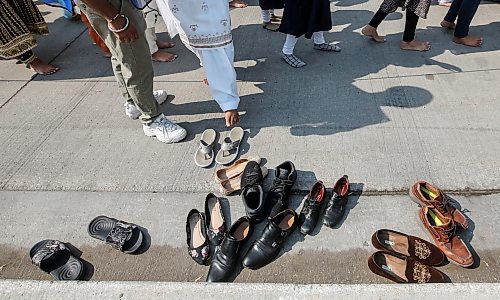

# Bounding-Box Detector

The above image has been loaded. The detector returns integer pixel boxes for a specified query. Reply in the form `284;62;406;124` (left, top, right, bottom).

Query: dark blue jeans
444;0;482;38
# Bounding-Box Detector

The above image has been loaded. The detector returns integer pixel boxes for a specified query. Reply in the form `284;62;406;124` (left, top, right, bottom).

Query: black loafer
242;209;298;270
299;181;326;235
323;175;349;228
205;193;226;246
241;161;266;223
186;209;210;265
206;217;253;282
265;161;297;218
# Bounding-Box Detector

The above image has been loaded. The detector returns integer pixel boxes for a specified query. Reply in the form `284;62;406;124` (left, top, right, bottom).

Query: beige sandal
220;167;268;196
214;156;261;183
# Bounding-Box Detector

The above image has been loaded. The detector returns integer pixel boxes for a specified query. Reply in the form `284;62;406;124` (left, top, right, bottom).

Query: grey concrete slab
1;280;500;300
0;81;27;107
0;191;498;283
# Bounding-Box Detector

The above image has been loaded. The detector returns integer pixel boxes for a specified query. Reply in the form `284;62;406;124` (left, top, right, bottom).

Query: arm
80;0;139;43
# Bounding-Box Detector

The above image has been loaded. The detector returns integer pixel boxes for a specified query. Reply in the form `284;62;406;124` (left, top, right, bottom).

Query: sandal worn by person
215;127;245;165
220;166;268;195
262;22;280;32
29;240;84;280
281;52;306;68
195;129;217;168
215;156;261;183
314;43;341;52
88;216;144;254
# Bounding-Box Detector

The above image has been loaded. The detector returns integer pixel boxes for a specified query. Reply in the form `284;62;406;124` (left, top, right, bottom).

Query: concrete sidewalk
1;280;499;300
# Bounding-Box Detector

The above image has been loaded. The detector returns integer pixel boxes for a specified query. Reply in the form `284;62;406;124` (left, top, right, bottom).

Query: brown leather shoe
368;251;445;283
419;206;474;267
410;180;468;230
372;229;445;266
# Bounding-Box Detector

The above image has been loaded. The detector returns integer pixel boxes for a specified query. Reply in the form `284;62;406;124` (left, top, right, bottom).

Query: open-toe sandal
29;239;84;280
215;127;245;165
88;216;143;254
195;129;217;167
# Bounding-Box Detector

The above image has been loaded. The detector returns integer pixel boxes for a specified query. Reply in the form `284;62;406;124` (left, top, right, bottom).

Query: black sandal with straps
88;216;144;254
29;239;85;280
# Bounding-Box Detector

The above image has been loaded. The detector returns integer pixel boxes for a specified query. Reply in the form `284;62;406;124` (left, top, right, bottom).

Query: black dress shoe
241;161;266;223
299;181;326;235
206;217;253;282
265;161;297;218
242;209;298;270
323;175;349;228
205;193;226;246
186;209;210;265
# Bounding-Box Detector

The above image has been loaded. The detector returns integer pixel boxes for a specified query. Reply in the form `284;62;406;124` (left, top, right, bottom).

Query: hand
109;15;138;43
224;110;240;127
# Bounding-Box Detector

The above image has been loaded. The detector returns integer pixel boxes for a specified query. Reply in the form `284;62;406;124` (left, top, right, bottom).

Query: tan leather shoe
410;181;468;230
368;251;445;283
372;229;445;266
419;206;474;267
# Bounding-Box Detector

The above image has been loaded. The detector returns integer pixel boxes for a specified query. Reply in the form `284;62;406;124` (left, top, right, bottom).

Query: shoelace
270;178;293;193
245;172;261;186
432;196;454;216
437;222;457;243
155;117;178;135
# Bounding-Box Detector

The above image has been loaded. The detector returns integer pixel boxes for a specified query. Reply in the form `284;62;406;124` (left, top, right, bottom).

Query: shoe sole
144;129;187;144
416;213;473;268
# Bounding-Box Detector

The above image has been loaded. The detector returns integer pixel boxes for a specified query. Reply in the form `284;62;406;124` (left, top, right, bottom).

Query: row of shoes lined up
367;181;475;284
186;159;353;282
29;215;146;280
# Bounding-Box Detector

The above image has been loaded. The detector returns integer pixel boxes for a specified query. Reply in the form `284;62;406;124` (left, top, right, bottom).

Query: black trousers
369;9;419;42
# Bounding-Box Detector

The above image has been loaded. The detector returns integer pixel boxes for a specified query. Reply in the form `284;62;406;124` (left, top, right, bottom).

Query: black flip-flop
29;240;84;280
88;216;143;254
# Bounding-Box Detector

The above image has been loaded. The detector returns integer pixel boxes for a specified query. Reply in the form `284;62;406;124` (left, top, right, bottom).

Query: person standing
156;0;240;127
440;0;483;47
0;0;59;75
74;0;187;144
362;0;432;51
143;0;178;62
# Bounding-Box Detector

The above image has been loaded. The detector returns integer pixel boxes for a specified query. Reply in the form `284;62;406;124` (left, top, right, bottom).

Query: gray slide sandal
195;129;217;168
215;127;245;165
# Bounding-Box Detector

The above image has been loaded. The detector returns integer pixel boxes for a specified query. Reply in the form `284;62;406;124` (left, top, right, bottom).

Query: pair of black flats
206;161;300;282
186;193;226;265
299;175;350;235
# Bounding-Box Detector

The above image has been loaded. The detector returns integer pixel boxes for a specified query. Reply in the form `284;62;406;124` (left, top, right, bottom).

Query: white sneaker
143;114;187;144
124;90;169;120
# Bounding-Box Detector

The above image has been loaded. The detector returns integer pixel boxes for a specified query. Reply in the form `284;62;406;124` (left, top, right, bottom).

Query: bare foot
361;25;386;43
156;40;175;49
152;51;178;62
400;40;431;51
229;0;247;8
29;57;59;75
440;20;456;30
453;36;483;47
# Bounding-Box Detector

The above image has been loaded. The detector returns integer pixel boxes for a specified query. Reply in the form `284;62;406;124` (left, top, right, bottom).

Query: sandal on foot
215;127;245;165
215;156;261;183
88;216;143;254
29;240;84;280
314;43;341;52
262;22;280;32
220;166;268;195
270;14;282;22
195;129;217;168
281;52;306;68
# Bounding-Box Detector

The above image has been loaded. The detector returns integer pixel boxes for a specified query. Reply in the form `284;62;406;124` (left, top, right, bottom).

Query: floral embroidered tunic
156;0;232;49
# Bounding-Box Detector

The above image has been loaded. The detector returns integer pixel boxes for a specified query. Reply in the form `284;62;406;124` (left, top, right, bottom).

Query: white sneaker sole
143;127;187;144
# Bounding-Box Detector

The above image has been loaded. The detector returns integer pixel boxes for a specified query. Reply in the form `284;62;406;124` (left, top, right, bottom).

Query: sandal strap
105;221;136;251
199;141;213;155
221;137;240;151
314;43;341;51
31;240;68;267
282;53;305;68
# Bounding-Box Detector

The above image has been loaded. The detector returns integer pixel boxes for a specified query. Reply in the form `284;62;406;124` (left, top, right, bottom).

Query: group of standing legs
362;0;483;51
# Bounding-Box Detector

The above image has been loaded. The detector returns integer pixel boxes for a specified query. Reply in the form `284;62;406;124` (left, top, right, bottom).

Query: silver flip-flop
194;129;217;168
215;127;245;165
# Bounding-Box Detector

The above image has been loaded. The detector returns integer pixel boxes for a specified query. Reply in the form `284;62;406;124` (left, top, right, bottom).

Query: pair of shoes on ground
29;216;144;280
281;43;341;68
215;156;268;195
206;209;299;282
241;161;297;223
368;229;447;283
299;175;349;235
410;181;474;267
186;194;226;265
195;127;245;168
124;90;187;144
